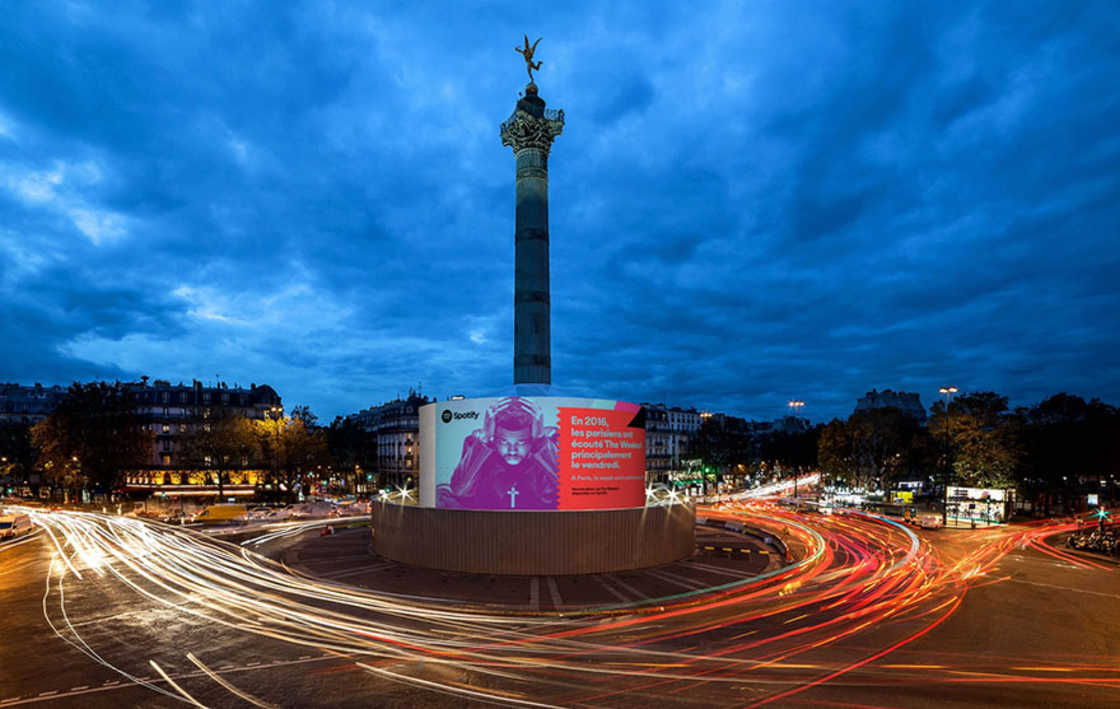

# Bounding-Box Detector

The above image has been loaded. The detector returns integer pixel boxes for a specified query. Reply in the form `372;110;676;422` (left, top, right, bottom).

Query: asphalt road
0;508;1115;708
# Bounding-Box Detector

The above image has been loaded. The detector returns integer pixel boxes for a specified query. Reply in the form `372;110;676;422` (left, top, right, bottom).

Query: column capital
501;107;564;157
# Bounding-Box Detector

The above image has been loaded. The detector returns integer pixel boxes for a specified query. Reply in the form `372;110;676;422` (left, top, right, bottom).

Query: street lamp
939;386;958;527
788;400;805;498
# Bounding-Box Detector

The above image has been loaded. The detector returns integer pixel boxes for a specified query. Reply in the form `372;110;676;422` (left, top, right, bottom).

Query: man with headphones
437;397;560;510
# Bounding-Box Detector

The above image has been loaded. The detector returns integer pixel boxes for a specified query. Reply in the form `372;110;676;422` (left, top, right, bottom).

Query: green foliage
930;392;1020;488
327;416;378;484
817;408;932;489
687;419;753;473
30;382;152;491
289;405;319;428
253;415;330;500
178;409;257;494
0;423;35;480
686;416;820;483
818;418;854;485
757;426;821;470
1018;394;1120;509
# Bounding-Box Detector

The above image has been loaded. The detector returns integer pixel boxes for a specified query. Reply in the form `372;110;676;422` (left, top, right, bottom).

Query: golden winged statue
515;35;543;82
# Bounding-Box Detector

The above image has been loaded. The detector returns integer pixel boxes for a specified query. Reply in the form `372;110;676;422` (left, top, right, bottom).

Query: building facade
853;389;927;423
1;379;283;497
0;383;67;425
121;379;283;495
346;390;431;488
641;403;702;479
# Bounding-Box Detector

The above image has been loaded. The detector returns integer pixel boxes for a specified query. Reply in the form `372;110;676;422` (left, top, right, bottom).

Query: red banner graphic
557;407;646;509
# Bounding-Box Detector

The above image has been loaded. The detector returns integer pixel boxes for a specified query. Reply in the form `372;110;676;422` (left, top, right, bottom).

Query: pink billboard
420;396;646;511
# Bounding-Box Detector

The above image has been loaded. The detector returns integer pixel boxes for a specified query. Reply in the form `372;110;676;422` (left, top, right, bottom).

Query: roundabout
4;503;1116;707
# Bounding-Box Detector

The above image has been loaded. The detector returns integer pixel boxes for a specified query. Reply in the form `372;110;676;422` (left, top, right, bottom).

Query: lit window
162;424;170;433
161;454;172;466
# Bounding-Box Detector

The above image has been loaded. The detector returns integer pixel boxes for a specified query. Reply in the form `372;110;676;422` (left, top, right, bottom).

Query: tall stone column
501;83;564;385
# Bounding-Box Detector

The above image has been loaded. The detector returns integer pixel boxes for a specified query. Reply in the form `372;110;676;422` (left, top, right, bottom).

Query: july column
500;82;564;385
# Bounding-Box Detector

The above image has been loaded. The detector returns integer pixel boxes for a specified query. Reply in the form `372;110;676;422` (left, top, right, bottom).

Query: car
0;513;33;539
917;513;942;529
191;504;249;525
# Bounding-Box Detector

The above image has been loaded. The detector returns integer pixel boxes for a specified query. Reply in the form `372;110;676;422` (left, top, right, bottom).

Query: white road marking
1007;577;1120;599
606;574;652;600
302;552;377;564
592;575;631;603
0;654;342;706
529;577;540;610
546;576;563;607
678;560;755;579
645;567;707;591
317;563;394;580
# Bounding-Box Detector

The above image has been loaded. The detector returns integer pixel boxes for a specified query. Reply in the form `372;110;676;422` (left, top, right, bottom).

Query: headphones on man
482;396;545;442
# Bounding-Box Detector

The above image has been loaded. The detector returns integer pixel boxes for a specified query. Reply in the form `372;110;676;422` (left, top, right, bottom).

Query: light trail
9;503;1115;706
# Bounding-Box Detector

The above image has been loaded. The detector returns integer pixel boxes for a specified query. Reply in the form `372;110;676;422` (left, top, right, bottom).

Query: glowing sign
420;396;646;510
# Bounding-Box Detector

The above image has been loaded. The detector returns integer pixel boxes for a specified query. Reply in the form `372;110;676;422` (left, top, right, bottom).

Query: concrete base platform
269;524;785;611
370;502;696;575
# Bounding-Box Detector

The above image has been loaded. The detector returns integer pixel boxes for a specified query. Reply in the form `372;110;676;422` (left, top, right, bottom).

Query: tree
687;418;752;490
817;409;933;491
289;405;319;428
0;422;35;486
1020;394;1120;513
758;425;821;473
30;382;152;495
818;418;855;486
178;410;257;498
930;392;1020;488
253;415;330;501
849;408;928;490
327;416;378;491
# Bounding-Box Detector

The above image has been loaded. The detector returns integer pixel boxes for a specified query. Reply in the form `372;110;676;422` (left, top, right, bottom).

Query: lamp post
939;386;958;527
266;405;284;498
788;400;804;498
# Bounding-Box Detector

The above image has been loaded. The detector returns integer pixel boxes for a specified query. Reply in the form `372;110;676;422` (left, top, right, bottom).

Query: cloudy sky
2;1;1117;423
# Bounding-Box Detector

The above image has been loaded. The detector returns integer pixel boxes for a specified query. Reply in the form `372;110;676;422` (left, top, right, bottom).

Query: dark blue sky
2;2;1118;423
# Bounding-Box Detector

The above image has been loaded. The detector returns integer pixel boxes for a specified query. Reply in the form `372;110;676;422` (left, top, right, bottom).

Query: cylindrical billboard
419;396;646;510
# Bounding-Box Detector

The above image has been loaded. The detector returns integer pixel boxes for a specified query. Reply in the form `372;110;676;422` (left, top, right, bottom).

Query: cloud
0;1;1118;423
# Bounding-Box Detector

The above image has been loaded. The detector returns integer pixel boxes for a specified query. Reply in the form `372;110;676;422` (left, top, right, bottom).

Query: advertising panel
946;486;1013;524
419;396;646;510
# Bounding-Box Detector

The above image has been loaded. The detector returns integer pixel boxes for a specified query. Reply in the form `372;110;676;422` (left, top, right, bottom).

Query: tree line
687;392;1120;505
5;384;1118;506
0;382;381;501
